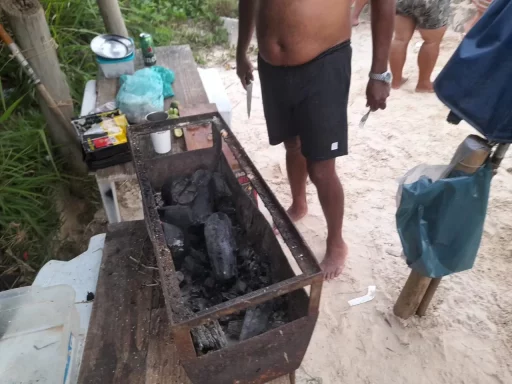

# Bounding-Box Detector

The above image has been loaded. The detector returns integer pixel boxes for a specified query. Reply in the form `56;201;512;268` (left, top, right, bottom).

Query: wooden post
97;0;128;37
394;270;432;319
416;278;442;316
2;0;87;175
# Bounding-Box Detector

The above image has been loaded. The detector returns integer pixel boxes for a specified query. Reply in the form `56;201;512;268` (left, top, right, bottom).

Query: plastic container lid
0;285;80;384
90;34;135;59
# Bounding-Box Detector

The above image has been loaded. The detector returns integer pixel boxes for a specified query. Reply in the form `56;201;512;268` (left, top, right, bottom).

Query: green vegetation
0;0;236;289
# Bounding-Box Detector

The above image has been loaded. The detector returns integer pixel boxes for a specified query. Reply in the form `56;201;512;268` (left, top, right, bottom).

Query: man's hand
236;54;254;89
366;79;390;111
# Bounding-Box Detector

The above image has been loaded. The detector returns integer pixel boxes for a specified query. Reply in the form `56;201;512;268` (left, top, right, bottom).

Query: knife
246;80;253;118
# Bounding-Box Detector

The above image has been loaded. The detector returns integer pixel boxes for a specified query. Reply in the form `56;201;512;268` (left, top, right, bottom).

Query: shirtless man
237;0;394;279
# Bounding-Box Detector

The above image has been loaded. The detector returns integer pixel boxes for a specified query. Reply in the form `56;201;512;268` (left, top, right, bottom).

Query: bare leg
307;159;347;280
283;137;308;221
390;15;416;89
416;26;447;92
351;0;369;26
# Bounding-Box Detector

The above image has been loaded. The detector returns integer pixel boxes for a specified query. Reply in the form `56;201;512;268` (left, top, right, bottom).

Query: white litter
348;285;377;307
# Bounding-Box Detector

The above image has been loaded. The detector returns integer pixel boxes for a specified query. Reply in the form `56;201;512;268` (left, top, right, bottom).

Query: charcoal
182;255;206;278
270;320;286;329
190;298;209;312
170;177;197;205
239;304;272;341
204;276;216;289
235;280;248;294
216;197;236;218
160;177;174;205
204;213;237;281
159;205;194;229
189;247;208;265
191;185;213;224
191;169;212;188
175;271;185;283
162;222;186;268
226;320;243;338
211;172;232;198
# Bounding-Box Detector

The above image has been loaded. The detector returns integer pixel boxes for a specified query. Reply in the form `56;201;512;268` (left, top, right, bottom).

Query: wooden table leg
393;270;432;319
416;277;442;316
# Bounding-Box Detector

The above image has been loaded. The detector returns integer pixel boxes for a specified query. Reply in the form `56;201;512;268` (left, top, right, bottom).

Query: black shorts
258;40;351;161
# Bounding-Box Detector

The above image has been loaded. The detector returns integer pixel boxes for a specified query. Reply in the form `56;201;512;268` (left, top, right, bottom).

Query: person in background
389;0;449;92
351;0;369;26
464;0;493;34
236;0;395;279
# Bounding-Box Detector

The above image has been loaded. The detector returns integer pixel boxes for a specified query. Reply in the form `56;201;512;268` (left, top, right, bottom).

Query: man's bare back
256;0;352;66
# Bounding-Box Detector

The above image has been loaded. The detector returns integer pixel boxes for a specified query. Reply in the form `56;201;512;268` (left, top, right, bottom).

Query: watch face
384;72;392;82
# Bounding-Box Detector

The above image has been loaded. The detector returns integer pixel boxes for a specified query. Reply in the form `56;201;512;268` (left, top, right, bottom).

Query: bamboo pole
1;0;87;175
97;0;128;37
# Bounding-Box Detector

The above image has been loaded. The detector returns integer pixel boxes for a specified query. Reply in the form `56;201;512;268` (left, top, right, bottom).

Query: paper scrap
348;285;376;307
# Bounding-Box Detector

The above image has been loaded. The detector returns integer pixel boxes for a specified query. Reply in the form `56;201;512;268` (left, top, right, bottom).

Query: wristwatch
369;71;392;84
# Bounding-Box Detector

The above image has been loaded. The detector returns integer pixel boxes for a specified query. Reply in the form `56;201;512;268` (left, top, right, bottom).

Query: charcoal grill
128;112;323;384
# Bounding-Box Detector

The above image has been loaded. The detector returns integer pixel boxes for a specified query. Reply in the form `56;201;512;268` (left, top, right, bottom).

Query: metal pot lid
90;34;134;59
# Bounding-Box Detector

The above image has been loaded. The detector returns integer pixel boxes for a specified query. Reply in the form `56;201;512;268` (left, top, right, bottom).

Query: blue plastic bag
434;0;512;142
396;164;492;278
116;66;175;123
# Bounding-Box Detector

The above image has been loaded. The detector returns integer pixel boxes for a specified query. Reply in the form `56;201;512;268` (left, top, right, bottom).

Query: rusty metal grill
128;112;323;384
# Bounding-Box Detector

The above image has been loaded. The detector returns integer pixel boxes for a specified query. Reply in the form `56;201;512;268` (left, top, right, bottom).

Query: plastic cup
145;111;171;154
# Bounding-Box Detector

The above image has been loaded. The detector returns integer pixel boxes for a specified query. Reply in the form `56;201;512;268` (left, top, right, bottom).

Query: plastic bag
434;0;512;142
116;66;175;123
396;164;492;278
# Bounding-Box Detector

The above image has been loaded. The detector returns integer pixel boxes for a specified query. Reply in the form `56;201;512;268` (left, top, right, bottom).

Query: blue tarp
396;164;492;278
434;0;512;142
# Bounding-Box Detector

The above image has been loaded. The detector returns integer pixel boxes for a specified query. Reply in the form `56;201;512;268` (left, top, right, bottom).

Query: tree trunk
97;0;128;37
2;0;87;175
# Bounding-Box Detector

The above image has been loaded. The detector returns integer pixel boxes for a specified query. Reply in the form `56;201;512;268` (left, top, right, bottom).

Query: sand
216;24;512;384
114;23;512;384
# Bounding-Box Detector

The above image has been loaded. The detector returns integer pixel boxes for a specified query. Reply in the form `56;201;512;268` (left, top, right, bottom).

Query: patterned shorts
396;0;451;29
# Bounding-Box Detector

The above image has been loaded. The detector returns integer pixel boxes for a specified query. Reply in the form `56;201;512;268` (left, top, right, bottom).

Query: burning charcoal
162;222;186;268
235;280;248;294
191;169;212;188
167;177;197;205
204;213;237;281
226;320;243;339
159;205;194;229
191;185;213;224
211;172;232;198
239;304;272;341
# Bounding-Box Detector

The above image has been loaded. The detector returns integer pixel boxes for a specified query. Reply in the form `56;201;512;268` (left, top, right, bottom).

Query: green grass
0;0;233;289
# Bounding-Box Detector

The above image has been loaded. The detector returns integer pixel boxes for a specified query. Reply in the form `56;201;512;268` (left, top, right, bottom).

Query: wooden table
94;45;209;223
78;221;292;384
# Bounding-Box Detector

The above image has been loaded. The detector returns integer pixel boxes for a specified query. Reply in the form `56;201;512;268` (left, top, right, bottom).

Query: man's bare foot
415;82;434;93
273;203;307;235
320;241;348;280
391;77;408;90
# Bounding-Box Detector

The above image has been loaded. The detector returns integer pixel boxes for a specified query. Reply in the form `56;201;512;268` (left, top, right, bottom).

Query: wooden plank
78;221;154;384
181;103;240;170
145;308;191;384
94;45;209;181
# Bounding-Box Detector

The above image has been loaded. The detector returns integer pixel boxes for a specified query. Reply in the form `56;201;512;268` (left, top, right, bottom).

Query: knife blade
246;81;253;118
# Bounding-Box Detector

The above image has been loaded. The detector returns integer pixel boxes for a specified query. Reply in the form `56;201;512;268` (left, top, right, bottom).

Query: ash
157;169;289;352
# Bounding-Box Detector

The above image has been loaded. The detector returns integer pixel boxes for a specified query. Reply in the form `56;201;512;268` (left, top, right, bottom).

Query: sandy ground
114;23;512;384
217;24;512;384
